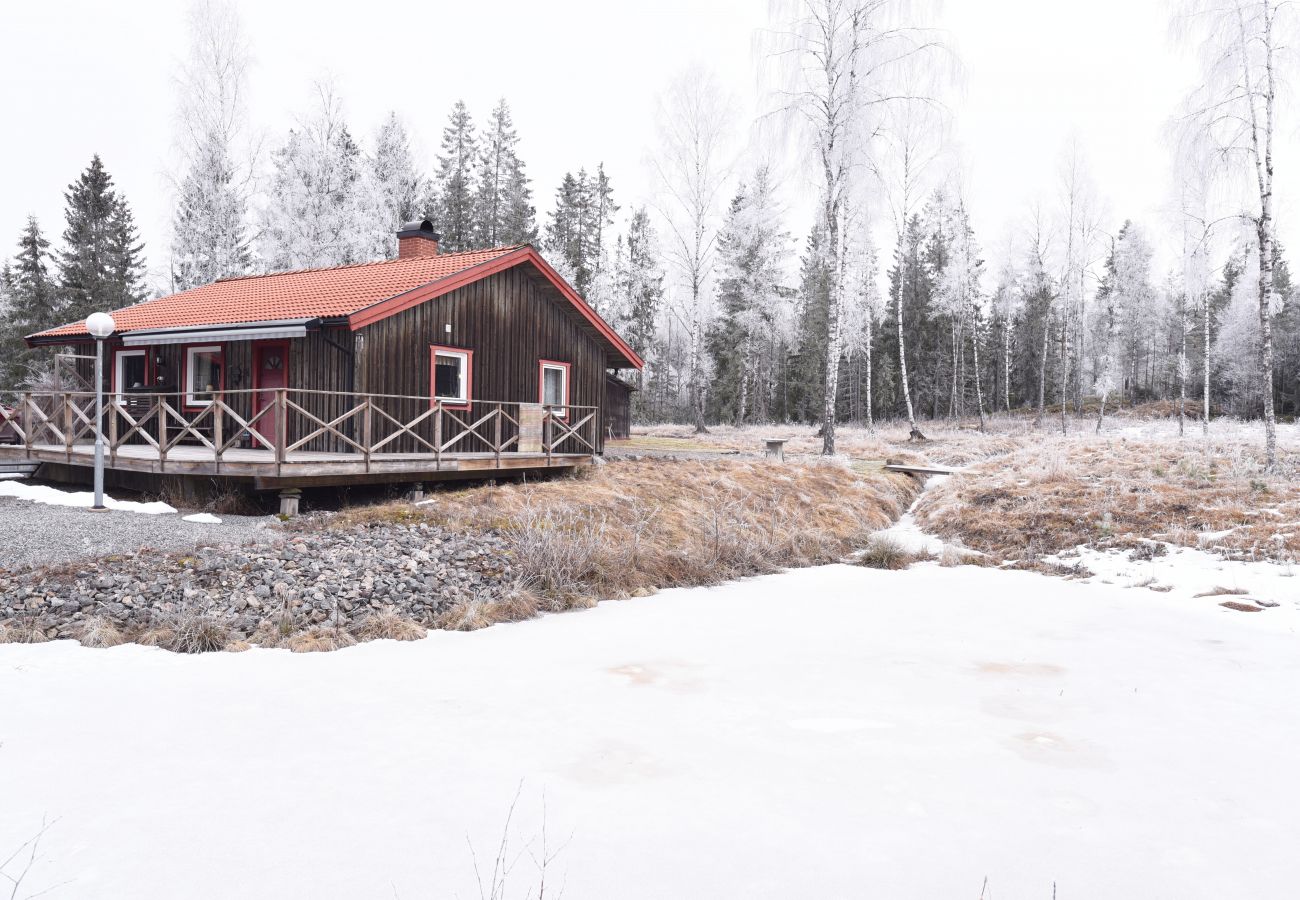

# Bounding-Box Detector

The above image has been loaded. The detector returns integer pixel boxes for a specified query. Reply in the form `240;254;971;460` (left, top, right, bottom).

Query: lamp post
85;312;116;511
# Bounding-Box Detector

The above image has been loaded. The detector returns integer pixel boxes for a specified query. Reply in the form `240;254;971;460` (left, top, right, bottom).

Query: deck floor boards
0;442;591;487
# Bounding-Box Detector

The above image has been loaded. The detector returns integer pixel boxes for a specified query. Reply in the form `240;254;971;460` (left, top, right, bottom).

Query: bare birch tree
651;65;735;434
766;0;942;453
1175;0;1294;469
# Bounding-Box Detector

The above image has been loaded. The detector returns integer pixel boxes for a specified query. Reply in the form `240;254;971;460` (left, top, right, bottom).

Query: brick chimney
397;219;441;259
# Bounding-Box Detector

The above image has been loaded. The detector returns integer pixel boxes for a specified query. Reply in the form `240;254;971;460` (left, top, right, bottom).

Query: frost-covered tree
613;207;665;414
432;100;478;252
258;85;367;270
767;0;944;453
1092;221;1155;429
1175;0;1295;467
359;112;430;260
651;65;733;433
706;166;792;425
169;0;253;290
474;99;535;246
59;155;147;322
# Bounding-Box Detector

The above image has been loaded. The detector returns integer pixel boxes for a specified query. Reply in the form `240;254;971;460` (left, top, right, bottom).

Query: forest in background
1;0;1297;467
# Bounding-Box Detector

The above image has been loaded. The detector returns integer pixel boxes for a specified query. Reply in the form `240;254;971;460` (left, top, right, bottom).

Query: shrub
856;534;922;570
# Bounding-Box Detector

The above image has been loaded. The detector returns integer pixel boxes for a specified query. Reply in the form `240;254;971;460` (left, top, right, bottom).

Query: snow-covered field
3;557;1298;898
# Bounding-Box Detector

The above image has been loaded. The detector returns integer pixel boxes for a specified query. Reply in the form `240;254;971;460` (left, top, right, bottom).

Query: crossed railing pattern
0;389;598;474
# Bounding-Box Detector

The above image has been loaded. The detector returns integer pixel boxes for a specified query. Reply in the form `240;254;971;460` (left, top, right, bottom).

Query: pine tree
474;99;534;246
59;155;147;322
433;100;478;252
1;218;59;389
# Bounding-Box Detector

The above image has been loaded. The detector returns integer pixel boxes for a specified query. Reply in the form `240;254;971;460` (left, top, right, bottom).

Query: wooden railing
0;389;599;474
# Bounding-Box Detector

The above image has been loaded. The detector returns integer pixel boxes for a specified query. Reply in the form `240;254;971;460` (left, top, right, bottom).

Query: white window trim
114;348;147;398
541;362;569;419
433;349;470;405
185;344;223;407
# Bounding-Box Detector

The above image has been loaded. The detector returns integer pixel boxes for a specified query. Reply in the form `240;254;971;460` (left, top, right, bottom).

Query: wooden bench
763;438;787;461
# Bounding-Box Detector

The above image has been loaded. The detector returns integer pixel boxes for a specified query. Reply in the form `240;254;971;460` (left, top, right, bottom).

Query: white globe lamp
85;312;117;510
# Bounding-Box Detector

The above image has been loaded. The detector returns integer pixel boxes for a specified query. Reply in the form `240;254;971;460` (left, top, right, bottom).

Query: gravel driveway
0;495;279;571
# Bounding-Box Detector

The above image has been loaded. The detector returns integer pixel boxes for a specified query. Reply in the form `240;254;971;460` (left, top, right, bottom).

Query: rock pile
0;520;518;643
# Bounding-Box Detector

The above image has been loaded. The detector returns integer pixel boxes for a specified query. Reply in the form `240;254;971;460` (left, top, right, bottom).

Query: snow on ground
874;474;954;556
0;479;175;515
1054;541;1298;608
3;561;1299;898
181;512;222;524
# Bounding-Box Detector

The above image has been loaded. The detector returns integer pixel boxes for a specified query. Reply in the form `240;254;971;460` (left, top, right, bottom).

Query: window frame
111;347;149;398
182;344;226;410
538;360;571;419
429;344;473;410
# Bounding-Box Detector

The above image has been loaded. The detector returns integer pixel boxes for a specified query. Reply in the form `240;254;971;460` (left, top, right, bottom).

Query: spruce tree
433;100;478;252
1;218;59;389
59;155;147;322
543;166;617;302
474;99;535;246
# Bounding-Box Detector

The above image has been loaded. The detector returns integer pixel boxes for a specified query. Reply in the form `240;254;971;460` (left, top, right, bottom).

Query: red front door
252;341;288;448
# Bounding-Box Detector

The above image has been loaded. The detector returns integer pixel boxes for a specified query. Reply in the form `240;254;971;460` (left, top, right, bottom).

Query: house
7;221;643;496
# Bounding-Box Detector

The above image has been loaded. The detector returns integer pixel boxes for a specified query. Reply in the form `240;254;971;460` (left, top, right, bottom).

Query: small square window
431;346;471;407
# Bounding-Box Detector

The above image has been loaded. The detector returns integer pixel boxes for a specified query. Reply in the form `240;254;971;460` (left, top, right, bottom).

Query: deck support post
278;488;301;517
409;482;424;503
21;392;32;458
62;392;73;462
158;397;168;472
275;388;288;476
494;403;502;468
213;391;224;472
362;395;372;473
108;398;119;466
434;403;442;471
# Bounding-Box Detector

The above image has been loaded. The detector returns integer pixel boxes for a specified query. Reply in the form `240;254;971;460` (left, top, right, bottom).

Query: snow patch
0;480;176;515
181;512;222;525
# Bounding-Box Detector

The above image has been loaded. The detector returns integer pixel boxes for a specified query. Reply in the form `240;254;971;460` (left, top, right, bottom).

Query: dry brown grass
855;534;924;570
351;608;428;642
333;458;919;624
77;616;124;649
915;431;1300;561
634;421;1026;468
0;620;49;644
283;626;357;653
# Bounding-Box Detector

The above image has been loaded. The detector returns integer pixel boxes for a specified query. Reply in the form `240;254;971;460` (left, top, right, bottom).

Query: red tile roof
31;246;523;340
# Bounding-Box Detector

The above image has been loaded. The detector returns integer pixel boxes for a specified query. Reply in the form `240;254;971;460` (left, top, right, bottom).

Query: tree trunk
896;265;922;441
1003;327;1011;415
1096;393;1107;434
1035;313;1049;428
1059;314;1068;435
1178;296;1188;438
1203;287;1211;438
948;319;959;420
972;314;987;433
865;313;874;432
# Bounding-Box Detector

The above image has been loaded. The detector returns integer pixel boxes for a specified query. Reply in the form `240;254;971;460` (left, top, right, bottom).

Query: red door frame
251;340;290;449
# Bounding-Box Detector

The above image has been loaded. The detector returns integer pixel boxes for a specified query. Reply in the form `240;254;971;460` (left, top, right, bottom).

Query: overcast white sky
0;0;1266;290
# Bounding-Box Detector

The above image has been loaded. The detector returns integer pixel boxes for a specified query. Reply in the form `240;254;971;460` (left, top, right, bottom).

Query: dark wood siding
605;375;632;440
355;266;607;452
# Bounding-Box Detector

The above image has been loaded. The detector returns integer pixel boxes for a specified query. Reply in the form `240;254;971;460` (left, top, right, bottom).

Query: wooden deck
1;442;591;489
0;389;599;490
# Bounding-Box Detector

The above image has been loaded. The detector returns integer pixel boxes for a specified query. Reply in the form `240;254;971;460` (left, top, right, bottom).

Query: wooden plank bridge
0;389;598;490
